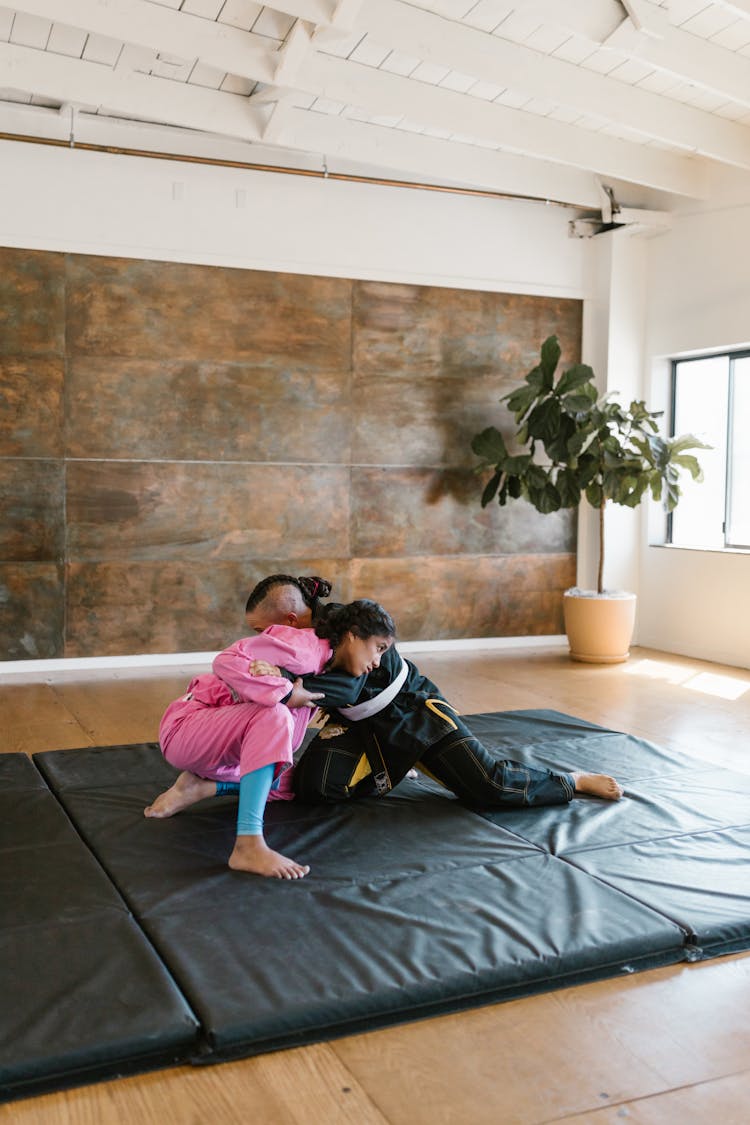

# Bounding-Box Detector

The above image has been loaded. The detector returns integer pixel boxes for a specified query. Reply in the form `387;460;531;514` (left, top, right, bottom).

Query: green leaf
577;457;600;489
525;463;549;490
568;428;595;458
672;453;704;482
539;336;561;389
504;453;533;475
526;364;545;390
481;471;502;508
669;433;712;455
503;383;539;420
586;481;604;508
663;477;681;511
471;426;507;462
526;398;561;444
601;435;626;458
629;435;652;460
602;468;624;498
546;414;577;462
562;387;597;413
619;477;650;508
555;363;595;397
528;481;561;514
556;467;583;508
647;434;669;466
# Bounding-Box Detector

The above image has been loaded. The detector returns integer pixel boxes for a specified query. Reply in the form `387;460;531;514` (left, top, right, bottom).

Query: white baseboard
399;635;568;654
0;635;568;679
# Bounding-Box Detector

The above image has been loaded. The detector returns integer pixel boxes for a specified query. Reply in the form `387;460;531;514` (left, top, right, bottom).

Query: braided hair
245;574;332;615
314;599;395;649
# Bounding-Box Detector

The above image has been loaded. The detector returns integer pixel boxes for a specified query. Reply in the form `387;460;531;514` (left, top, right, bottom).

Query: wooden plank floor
2;644;750;1124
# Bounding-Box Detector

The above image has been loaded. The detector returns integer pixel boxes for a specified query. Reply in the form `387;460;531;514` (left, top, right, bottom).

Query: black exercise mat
465;710;750;854
566;828;750;957
464;709;700;785
35;738;686;1065
467;711;750;957
0;753;200;1103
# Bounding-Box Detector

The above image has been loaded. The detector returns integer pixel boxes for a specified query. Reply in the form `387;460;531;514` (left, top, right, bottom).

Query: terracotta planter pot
563;591;637;664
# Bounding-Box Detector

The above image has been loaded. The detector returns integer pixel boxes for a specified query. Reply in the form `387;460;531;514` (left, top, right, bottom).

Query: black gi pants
293;687;575;809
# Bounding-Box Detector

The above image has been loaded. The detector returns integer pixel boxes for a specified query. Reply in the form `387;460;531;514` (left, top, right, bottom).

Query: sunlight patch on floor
624;659;694;685
682;672;750;701
625;659;749;701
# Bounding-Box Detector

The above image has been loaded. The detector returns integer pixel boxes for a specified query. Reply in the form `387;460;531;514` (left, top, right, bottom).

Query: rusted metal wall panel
0;248;580;659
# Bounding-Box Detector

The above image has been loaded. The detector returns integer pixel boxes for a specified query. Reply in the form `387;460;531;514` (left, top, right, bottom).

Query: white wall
579;231;648;600
0;138;585;297
638;172;750;670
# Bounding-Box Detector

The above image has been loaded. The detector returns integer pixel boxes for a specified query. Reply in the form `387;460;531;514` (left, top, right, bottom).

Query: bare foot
571;772;624;801
228;835;310;879
144;771;216;818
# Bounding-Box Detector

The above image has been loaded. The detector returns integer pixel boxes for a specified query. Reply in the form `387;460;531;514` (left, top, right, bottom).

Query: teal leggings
217;764;276;836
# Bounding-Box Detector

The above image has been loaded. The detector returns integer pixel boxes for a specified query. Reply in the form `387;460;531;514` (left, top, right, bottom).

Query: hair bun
297;575;332;601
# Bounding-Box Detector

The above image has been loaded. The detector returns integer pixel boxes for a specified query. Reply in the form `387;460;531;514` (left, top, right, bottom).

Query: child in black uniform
244;575;623;809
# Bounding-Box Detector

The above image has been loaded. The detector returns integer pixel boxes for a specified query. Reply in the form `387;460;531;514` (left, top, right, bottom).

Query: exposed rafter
2;0;749;206
273;19;315;86
517;0;624;43
513;0;750;109
347;0;750;161
619;0;668;36
0;96;602;208
9;0;277;80
276;104;604;207
0;41;269;140
713;0;750;17
13;0;750;152
295;53;709;196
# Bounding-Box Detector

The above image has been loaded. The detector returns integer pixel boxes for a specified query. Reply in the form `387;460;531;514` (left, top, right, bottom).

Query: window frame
668;347;750;552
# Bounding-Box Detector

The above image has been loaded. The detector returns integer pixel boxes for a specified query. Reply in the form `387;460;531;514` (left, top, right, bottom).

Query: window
669;350;750;550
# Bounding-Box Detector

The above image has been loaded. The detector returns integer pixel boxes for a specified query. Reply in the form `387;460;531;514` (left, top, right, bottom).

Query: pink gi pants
158;625;332;802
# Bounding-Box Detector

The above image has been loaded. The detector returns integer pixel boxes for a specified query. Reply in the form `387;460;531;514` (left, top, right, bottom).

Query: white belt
338;655;408;721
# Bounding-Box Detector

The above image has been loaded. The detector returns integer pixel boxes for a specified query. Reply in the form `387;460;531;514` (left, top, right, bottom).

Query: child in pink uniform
145;602;396;881
158;625;329;793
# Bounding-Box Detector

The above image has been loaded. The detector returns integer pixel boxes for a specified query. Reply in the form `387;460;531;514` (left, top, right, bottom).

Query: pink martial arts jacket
159;626;332;800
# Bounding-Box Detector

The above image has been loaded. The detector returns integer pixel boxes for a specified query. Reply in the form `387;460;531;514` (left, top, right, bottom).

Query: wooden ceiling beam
0;41;269;139
9;0;278;82
352;0;750;164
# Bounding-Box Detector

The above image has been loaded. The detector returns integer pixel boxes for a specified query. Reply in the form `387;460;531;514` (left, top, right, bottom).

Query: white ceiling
2;0;750;218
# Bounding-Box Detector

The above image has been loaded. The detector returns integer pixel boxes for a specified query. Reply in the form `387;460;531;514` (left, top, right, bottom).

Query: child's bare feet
228;835;310;879
144;771;216;818
572;772;624;801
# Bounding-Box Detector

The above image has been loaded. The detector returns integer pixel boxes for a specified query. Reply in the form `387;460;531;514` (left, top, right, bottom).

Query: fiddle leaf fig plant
471;336;709;594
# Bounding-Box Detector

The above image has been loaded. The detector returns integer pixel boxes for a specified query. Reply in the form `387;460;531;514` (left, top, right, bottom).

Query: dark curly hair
245;574;332;614
314;599;396;648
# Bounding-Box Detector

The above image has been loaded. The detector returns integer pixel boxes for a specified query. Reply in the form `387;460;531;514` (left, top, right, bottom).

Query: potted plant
471;336;708;662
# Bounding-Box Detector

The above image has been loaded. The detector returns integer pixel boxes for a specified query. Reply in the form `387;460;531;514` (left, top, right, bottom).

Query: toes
278;863;308;879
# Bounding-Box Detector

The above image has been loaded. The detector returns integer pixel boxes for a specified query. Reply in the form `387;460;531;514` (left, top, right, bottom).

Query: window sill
651;544;750;557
